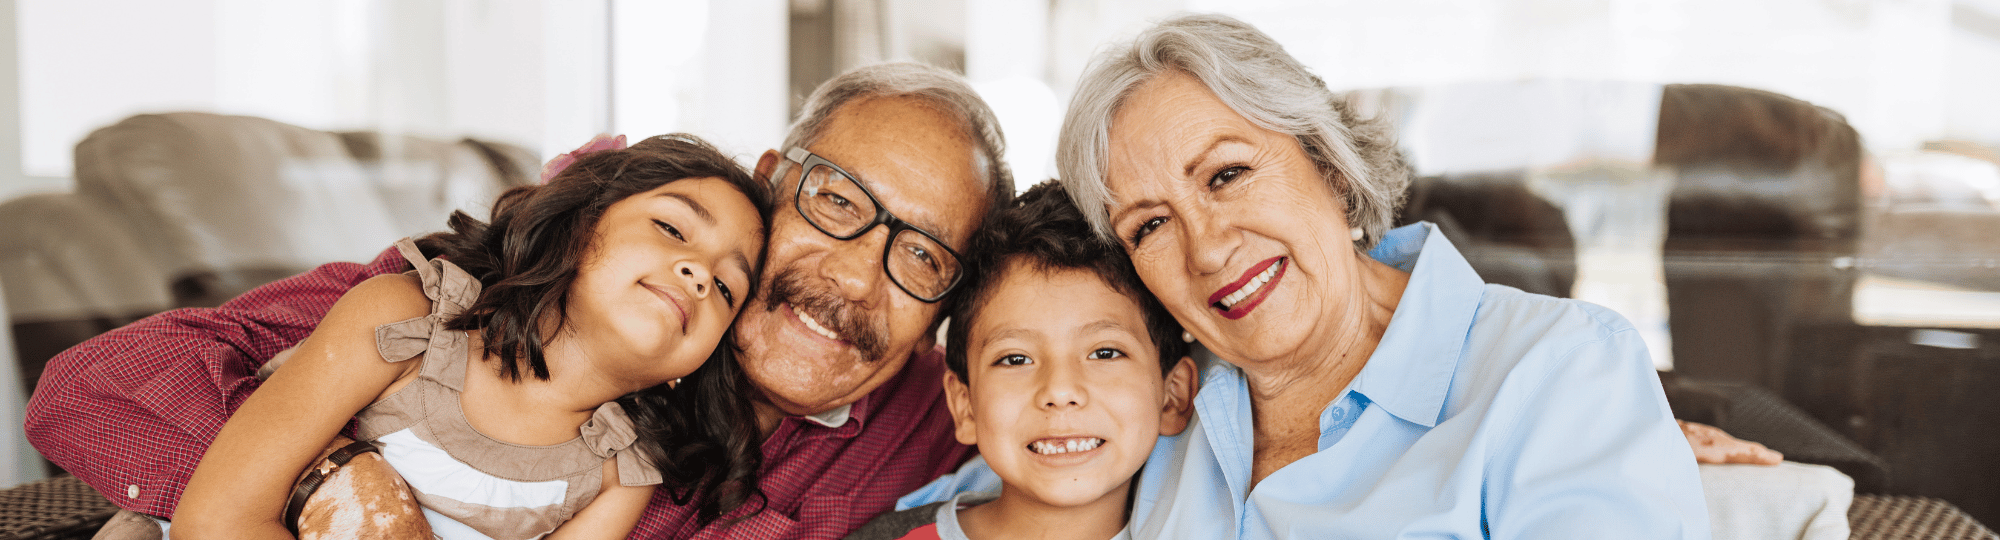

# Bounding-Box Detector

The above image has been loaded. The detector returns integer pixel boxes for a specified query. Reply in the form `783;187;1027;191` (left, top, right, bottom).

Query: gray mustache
762;268;890;363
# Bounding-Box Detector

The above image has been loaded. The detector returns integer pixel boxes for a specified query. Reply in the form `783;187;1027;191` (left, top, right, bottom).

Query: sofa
2;112;536;400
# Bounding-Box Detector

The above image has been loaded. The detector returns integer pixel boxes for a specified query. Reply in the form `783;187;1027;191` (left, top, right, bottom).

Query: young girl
175;134;772;539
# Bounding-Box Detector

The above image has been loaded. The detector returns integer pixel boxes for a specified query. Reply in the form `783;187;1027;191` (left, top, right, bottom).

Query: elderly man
25;62;1011;539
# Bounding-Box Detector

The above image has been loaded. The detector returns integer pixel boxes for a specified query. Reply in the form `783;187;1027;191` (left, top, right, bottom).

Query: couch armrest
1661;373;1890;492
0;475;118;540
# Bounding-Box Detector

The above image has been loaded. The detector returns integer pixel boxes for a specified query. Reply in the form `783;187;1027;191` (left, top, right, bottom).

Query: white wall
1946;2;2000;144
0;1;62;203
610;0;789;159
17;0;220;180
1034;0;1987;154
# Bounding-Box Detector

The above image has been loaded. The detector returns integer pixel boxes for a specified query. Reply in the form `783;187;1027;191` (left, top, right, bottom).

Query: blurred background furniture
1393;82;1998;538
0;476;118;540
9;88;1998;537
0;112;537;481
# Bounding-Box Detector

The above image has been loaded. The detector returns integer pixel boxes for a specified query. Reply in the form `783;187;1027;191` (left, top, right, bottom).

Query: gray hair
779;62;1014;215
1056;13;1409;248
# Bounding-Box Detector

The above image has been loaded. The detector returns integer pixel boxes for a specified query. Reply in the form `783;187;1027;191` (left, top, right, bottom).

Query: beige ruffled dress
348;238;663;539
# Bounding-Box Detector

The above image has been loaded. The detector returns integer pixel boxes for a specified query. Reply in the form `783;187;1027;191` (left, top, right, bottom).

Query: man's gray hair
779;62;1014;213
1056;13;1408;248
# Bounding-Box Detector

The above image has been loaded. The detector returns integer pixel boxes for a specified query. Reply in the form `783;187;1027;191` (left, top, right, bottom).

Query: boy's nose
1036;364;1088;409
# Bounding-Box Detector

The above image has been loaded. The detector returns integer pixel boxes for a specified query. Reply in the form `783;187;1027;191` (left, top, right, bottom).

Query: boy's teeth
1220;261;1281;309
796;310;841;341
1029;438;1105;455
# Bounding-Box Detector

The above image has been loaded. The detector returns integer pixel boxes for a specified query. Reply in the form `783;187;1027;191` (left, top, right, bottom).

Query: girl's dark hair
944;180;1188;381
413;133;772;522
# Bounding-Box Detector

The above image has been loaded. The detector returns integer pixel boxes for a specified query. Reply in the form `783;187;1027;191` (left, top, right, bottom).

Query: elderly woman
1054;14;1708;538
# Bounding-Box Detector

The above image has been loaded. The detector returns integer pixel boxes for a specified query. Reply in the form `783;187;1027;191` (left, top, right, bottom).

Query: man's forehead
811;96;987;244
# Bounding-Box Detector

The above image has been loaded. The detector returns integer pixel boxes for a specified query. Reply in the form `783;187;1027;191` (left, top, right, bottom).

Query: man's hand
1679;420;1784;465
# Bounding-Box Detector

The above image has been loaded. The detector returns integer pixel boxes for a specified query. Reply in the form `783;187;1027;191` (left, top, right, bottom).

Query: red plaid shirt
24;247;974;539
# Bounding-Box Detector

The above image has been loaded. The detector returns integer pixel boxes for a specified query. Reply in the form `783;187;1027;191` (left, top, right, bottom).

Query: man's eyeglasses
786;147;964;303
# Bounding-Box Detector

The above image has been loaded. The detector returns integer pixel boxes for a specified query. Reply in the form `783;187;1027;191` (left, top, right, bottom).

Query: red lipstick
1207;257;1286;320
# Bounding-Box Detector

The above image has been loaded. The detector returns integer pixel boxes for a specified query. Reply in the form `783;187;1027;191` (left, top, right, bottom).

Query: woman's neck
1239;254;1406;403
1238;253;1408;487
957;482;1130;540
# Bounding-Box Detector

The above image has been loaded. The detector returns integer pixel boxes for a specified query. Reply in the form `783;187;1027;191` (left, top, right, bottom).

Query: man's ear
1158;356;1199;436
754;149;782;186
943;370;979;446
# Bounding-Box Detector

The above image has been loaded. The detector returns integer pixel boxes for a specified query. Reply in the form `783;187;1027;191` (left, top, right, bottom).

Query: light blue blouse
899;222;1710;539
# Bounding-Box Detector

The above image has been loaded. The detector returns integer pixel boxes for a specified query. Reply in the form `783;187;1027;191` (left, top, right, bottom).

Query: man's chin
745;367;873;417
737;335;913;419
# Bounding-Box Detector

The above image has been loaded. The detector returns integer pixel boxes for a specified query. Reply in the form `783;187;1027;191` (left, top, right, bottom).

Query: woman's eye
994;354;1033;367
1087;348;1126;360
1128;216;1168;246
653;219;685;241
1209;166;1248;188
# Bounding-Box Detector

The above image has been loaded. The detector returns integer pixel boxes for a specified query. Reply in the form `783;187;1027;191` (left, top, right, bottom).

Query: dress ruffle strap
373;238;484;391
579;402;664;487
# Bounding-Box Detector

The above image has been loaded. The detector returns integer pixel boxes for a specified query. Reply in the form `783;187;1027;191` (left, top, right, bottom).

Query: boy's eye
653;219;685;241
993;354;1033;367
1087;348;1125;360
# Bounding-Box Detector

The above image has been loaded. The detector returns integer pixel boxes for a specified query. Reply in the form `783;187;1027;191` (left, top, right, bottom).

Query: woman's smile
1210;256;1287;319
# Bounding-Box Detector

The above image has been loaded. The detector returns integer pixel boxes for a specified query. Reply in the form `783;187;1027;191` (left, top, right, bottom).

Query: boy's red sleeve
23;246;407;518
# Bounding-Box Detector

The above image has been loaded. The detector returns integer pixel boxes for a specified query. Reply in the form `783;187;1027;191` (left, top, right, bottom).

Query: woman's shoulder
1471;285;1637;342
1450;285;1654;402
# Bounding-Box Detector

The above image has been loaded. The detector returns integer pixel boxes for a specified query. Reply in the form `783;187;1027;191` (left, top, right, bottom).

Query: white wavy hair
1056;13;1408;248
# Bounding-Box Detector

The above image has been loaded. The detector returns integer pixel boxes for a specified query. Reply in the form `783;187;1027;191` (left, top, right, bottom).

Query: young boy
845;181;1198;540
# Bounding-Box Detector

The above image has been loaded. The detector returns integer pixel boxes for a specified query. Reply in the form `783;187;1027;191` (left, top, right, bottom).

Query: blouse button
126;484;141;499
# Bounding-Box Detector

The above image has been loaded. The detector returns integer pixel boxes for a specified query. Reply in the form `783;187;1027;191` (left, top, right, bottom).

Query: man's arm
23;247;406;518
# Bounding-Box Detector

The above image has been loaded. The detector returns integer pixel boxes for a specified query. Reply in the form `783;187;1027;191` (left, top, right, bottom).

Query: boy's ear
1158;356;1199;436
754;149;782;186
942;370;980;446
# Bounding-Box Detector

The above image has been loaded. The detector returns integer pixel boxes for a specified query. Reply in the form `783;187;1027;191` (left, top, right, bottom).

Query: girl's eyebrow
656;192;715;225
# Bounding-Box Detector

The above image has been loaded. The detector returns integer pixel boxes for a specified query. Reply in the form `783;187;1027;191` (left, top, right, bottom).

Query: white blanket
1701;462;1854;540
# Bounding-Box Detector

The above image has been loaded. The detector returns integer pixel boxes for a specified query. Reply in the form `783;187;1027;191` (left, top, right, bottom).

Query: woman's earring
669;378;682;389
1350;226;1364;242
1182;331;1195;343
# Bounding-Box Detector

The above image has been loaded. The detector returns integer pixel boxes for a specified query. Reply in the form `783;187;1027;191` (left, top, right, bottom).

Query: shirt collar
787;344;946;432
802;403;853;428
1344;222;1486;428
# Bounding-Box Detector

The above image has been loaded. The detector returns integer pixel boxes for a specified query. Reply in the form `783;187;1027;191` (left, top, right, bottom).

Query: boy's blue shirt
897;455;1000;510
895;222;1709;539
